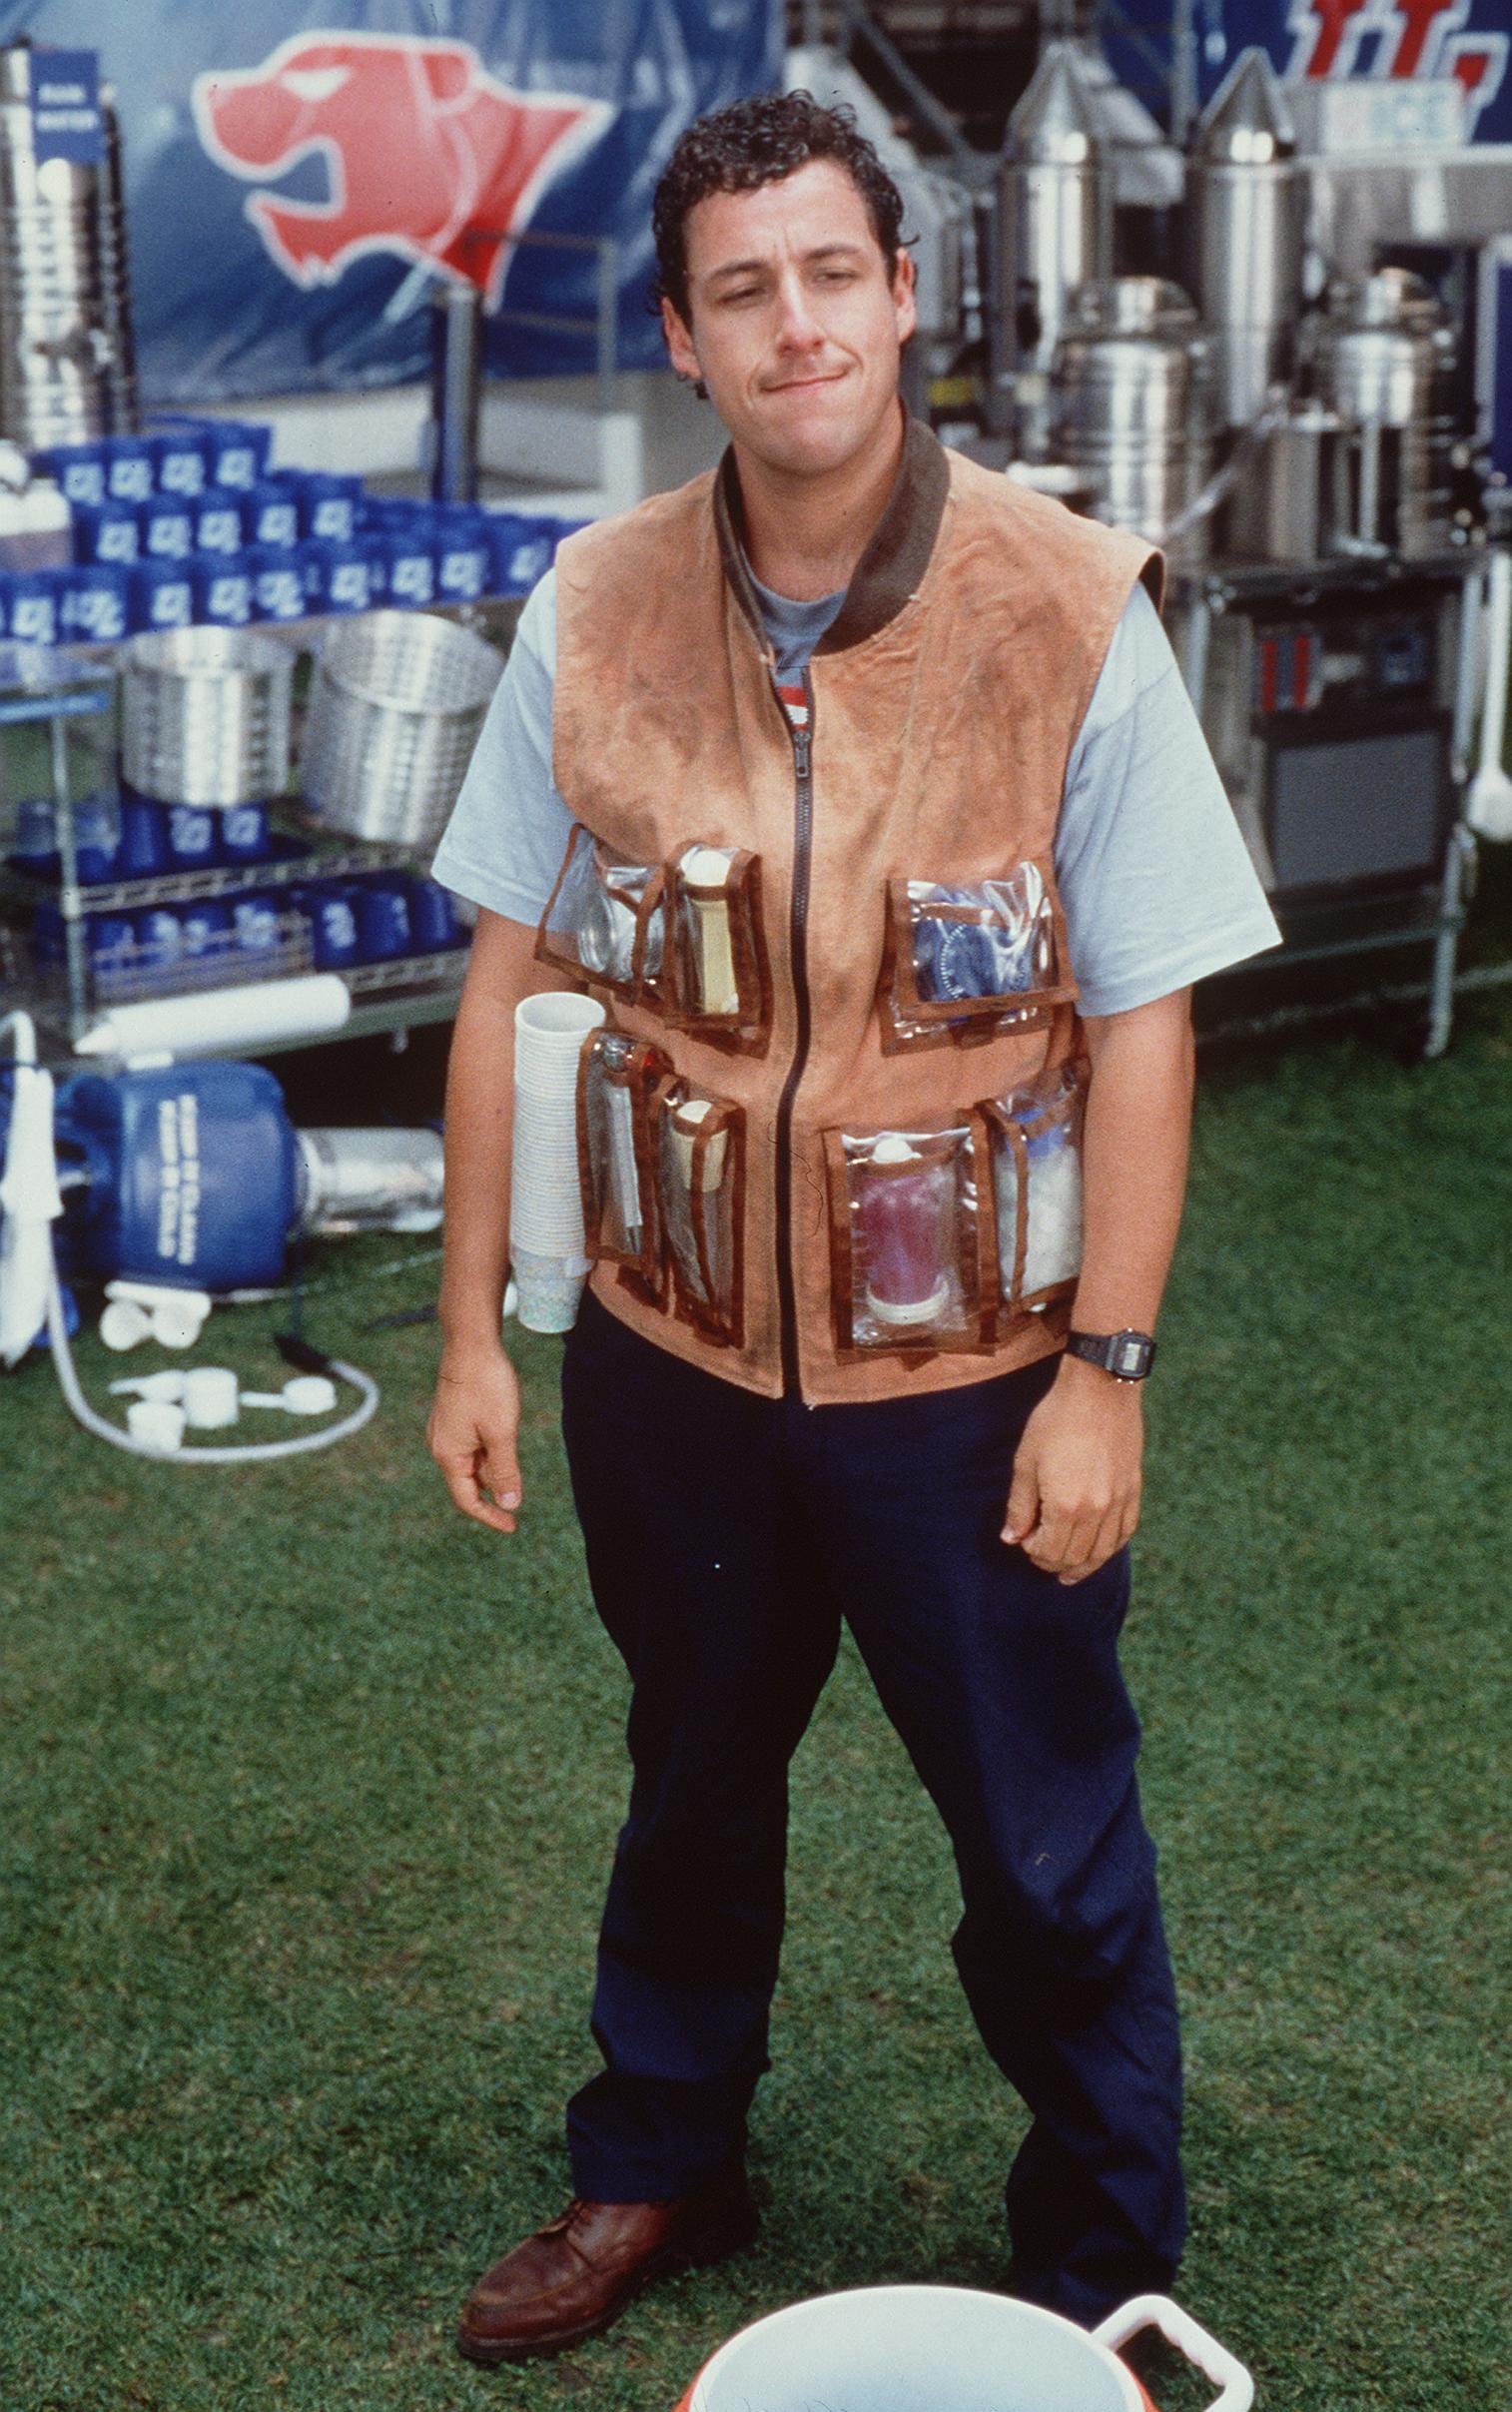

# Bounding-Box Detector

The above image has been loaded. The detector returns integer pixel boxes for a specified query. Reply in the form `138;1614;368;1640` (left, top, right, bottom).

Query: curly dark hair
650;89;907;327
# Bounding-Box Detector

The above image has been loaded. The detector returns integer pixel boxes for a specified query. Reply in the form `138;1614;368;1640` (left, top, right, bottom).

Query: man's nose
772;272;824;350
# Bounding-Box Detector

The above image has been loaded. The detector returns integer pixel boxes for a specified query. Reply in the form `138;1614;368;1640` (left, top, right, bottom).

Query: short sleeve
429;569;573;928
1054;584;1282;1018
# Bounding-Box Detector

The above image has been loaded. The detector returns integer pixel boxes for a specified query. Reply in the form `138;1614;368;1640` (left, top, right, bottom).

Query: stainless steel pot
1051;278;1213;562
120;624;293;806
1315;268;1457;558
299;609;503;847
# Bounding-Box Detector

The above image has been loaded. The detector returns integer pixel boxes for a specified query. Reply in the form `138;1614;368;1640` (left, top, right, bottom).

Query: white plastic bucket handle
1093;2294;1254;2411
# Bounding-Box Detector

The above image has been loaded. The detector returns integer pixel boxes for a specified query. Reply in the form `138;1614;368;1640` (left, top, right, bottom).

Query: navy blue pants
559;1290;1185;2323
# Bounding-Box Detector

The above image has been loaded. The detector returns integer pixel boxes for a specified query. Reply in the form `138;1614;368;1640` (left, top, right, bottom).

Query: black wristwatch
1066;1328;1157;1382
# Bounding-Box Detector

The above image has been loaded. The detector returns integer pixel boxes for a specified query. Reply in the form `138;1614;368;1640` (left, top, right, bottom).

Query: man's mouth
765;369;847;394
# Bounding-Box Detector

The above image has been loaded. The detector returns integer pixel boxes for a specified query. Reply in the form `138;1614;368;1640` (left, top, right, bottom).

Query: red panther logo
193;33;608;302
1284;0;1506;126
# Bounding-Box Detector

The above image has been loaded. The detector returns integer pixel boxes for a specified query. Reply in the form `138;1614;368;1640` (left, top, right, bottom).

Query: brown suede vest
551;417;1159;1403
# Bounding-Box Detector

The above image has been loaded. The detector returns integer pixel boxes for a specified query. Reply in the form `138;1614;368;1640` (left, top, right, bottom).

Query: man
428;91;1278;2366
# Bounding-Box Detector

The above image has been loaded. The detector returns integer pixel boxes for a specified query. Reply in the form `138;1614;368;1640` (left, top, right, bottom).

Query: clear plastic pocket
664;844;770;1047
536;824;666;1002
824;1120;997;1356
655;1080;745;1345
577;1029;672;1294
879;863;1074;1053
986;1062;1087;1315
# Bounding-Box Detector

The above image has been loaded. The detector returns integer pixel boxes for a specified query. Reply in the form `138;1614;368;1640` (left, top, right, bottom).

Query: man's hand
1002;1356;1143;1584
428;1343;524;1535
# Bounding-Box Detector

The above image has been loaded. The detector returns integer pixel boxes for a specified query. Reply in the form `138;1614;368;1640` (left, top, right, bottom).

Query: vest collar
714;410;950;659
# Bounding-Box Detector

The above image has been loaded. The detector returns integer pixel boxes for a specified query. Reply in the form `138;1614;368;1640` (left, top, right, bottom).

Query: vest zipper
774;668;815;1396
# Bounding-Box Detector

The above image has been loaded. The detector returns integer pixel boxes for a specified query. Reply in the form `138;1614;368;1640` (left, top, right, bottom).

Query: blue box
139;493;195;560
484;510;554;597
433;507;489;604
191;557;253;627
7;568;69;646
372;529;434;608
243;479;301;550
297;472;363;543
166;803;220;872
37;442;107;507
193;487;248;557
147;429;208;498
62;563;130;645
247;546;306;623
104;437;155;506
206;421;273;490
116;794;169;876
221;802;272;867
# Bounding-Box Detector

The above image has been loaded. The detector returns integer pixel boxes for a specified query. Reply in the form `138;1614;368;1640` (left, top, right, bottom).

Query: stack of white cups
510;992;606;1332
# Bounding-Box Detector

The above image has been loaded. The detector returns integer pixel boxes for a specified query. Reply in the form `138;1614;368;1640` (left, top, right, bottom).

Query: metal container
300;610;503;847
1222;403;1345;564
0;42;134;446
121;625;293;806
995;42;1110;457
1050;278;1213;561
1315;269;1458;558
1186;47;1304;432
297;1127;445;1234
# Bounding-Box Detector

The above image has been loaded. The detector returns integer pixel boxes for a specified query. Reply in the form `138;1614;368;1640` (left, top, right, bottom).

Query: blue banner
0;2;782;402
1199;0;1511;143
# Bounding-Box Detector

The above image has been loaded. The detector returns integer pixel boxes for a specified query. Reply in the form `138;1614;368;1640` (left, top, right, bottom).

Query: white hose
43;1260;379;1462
1468;548;1512;841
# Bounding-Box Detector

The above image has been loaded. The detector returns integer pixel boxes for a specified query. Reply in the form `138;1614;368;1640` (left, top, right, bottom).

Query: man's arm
1002;986;1195;1583
427;907;580;1535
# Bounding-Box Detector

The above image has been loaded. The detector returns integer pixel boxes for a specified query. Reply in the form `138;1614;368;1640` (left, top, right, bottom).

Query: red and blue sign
0;2;781;403
1200;0;1511;139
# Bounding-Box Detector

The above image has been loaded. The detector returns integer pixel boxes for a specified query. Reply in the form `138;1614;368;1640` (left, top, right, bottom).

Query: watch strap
1066;1328;1157;1381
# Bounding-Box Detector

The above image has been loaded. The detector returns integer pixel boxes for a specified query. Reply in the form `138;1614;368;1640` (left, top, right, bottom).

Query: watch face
1112;1334;1147;1377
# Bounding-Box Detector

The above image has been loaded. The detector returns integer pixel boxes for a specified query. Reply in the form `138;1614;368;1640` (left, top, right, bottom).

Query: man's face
660;158;916;481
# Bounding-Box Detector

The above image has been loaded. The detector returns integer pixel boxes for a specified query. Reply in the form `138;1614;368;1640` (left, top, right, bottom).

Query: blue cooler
129;559;195;634
191;557;253;627
103;437;155;506
139;492;194;560
72;501;140;566
63;564;131;645
353;875;412;961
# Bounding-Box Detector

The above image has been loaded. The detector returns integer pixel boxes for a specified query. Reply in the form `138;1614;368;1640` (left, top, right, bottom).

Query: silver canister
1222;403;1346;564
996;42;1110;459
121;625;294;807
1186;47;1304;433
300;610;503;847
0;42;133;446
1050;278;1213;562
1316;268;1457;559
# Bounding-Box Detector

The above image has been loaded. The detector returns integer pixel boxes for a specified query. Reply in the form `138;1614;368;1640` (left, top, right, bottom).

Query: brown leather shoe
454;2165;758;2365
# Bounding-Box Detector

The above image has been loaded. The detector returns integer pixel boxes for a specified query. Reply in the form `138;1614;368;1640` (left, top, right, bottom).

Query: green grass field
4;990;1511;2411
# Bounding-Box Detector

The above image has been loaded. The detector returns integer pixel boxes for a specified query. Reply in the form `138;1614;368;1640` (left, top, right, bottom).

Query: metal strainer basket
120;624;294;806
299;609;503;847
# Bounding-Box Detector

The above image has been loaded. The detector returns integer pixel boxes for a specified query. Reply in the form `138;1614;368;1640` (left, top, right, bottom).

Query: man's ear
892;248;918;349
660;295;701;386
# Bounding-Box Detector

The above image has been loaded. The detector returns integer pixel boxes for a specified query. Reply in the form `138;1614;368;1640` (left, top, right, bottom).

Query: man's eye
817;269;856;285
721;287;761;306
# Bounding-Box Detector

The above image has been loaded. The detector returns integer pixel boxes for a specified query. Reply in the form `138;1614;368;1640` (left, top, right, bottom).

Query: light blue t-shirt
432;565;1279;1018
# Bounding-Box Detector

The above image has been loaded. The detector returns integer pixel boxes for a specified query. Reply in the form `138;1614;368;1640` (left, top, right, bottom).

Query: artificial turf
3;994;1510;2410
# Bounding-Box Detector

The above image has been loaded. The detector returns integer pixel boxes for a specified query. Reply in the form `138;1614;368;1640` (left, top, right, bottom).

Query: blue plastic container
247;547;307;623
243;479;301;550
165;803;220;872
53;1060;302;1290
373;528;434;608
139;492;194;560
104;437;155;506
204;421;272;491
7;568;68;646
291;881;361;970
63;564;131;645
433;508;489;604
128;559;194;634
179;897;232;961
86;908;138;1000
403;874;460;950
321;539;375;614
483;509;554;596
148;429;208;497
134;904;185;980
116;794;170;877
193;486;248;556
191;557;253;627
71;500;139;566
232;891;282;960
297;472;363;543
221;802;272;867
353;876;412;961
37;441;106;507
